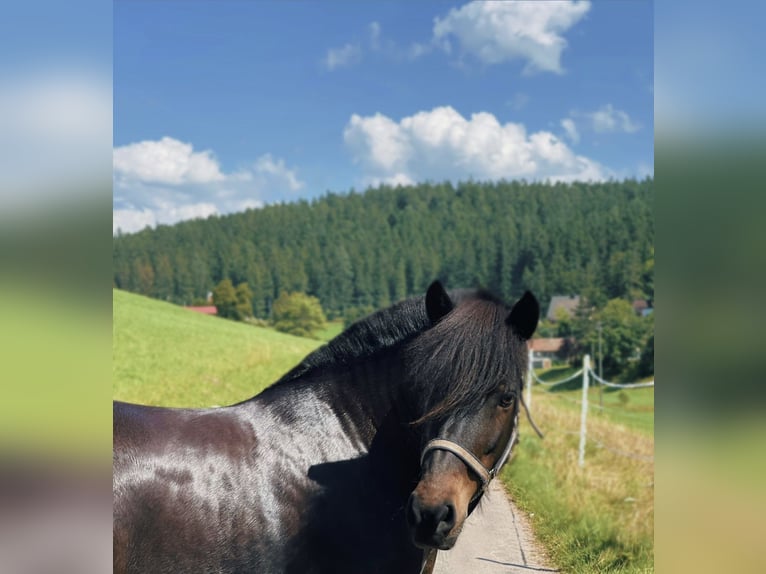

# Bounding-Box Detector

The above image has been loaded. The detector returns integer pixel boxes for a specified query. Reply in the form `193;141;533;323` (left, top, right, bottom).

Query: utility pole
578;355;590;468
597;322;603;409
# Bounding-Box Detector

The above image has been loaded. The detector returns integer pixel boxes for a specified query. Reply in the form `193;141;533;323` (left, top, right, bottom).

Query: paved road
433;481;558;574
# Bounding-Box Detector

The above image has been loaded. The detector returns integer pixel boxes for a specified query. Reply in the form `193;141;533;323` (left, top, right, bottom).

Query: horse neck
321;346;409;438
249;345;417;457
248;346;422;492
318;346;422;482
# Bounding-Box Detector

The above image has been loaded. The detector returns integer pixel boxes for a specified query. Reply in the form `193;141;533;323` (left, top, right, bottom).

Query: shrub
272;292;327;338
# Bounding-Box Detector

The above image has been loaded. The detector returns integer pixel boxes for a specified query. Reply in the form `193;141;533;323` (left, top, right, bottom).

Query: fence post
525;349;533;412
578;355;590;468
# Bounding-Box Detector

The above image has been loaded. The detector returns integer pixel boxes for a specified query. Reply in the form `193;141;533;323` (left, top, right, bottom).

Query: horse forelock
274;289;528;425
405;297;527;424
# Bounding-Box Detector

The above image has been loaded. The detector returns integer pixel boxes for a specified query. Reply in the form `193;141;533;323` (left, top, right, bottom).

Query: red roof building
527;337;575;369
528;337;566;354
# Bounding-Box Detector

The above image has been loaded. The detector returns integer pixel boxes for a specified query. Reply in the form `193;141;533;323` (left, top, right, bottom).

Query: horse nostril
435;502;456;536
407;494;422;527
408;495;458;545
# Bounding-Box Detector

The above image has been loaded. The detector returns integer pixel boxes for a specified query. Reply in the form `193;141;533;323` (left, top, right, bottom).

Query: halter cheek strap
420;413;519;501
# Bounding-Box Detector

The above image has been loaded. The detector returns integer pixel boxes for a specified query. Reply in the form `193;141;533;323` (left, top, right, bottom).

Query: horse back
112;389;424;573
113;400;282;573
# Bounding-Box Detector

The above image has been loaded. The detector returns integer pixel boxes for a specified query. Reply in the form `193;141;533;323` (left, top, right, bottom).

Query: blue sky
113;1;653;233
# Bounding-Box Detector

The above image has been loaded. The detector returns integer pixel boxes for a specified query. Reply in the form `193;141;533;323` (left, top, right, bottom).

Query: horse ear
425;280;454;324
506;291;539;340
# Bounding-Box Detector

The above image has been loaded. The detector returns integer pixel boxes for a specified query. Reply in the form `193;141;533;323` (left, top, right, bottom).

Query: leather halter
419;412;519;502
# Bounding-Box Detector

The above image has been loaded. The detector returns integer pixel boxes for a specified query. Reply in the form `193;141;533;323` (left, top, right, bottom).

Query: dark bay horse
113;281;538;573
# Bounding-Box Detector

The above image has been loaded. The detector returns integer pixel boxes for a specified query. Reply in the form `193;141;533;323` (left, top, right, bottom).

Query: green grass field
535;365;654;435
113;289;322;407
313;320;344;342
501;366;654;573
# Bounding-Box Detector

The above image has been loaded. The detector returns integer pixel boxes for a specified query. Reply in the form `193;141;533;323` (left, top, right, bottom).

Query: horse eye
499;392;516;408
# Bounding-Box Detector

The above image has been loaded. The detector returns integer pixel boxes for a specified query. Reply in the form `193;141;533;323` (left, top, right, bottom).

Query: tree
632;333;654;379
235;282;254;319
642;247;654;302
134;259;155;295
212;278;238;320
553;306;574;337
584;299;645;379
534;318;557;338
113;179;654;320
629;312;654;379
153;254;174;300
272;292;327;338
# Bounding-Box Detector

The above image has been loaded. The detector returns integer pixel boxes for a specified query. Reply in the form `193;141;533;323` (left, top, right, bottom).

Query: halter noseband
419;412;519;502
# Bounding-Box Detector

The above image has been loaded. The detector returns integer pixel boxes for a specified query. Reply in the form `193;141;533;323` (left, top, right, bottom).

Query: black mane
276;295;430;384
276;288;516;406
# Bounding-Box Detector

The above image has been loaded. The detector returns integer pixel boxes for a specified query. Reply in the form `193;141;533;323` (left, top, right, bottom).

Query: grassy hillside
314;320;344;342
113;289;322;407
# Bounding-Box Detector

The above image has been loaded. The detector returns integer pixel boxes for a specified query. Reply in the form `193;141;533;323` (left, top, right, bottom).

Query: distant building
185;305;217;316
546;295;581;322
632;299;648;315
528;337;575;369
631;299;654;317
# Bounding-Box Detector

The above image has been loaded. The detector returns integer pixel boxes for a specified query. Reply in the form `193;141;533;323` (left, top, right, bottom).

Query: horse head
405;281;538;550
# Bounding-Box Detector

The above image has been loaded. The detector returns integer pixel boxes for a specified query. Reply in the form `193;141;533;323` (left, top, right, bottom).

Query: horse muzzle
406;491;462;550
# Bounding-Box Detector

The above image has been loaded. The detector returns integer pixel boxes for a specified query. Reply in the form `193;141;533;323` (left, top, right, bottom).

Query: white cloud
323;43;362;71
155;200;220;222
113;208;157;235
369;22;381;50
253;154;304;191
368;172;416;188
408;42;433;59
323;22;400;66
113;137;301;234
113;201;221;235
561;118;580;143
113;137;225;185
587;104;640;133
561;104;642;142
637;162;654;179
432;1;591;73
344;113;413;173
344;106;608;186
324;3;589;72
